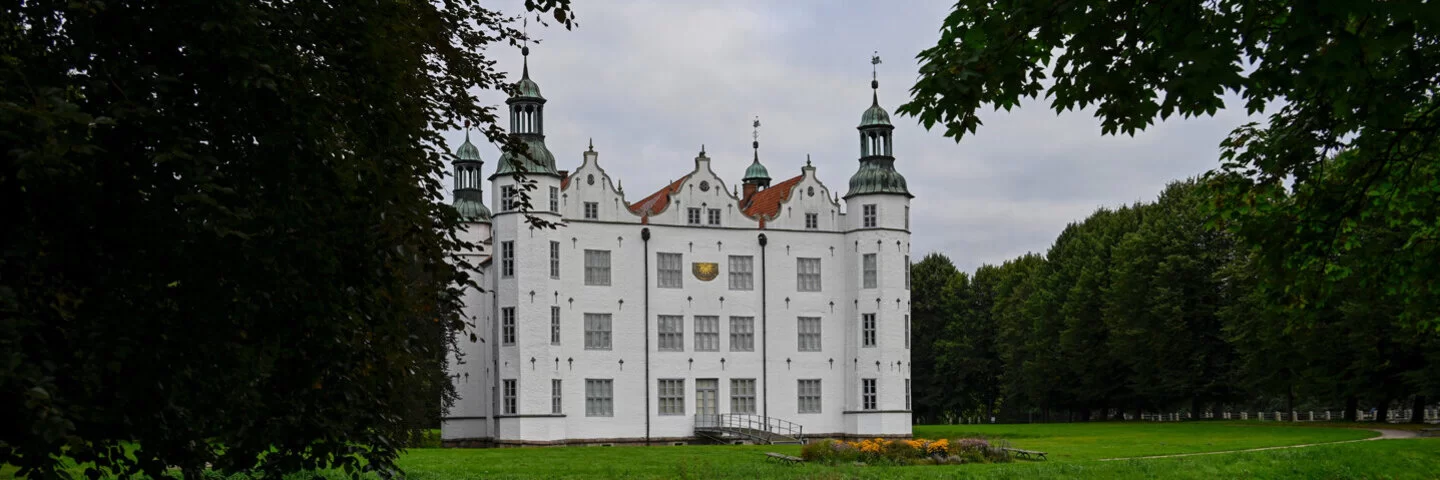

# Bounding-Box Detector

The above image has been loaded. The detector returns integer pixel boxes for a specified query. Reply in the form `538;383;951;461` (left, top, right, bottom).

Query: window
728;255;753;290
584;250;610;286
503;379;517;415
585;379;613;417
798;379;822;413
730;379;756;414
707;208;721;226
905;314;911;349
863;204;877;228
584;313;611;350
863;253;878;289
905;255;911;290
796;258;822;292
552;379;563;414
797;317;822;352
906;378;912;410
805;213;818;229
501;241;515;278
862;378;877;410
695;316;719;352
551;306;562;345
584;201;598;219
658;315;683;351
658;379;685;415
657;253;683;289
905;205;910;230
550;241;560;279
549;186;559;212
502;185;518;211
729;316;754;352
687;207;701;225
862;313;876;347
501;307;516;345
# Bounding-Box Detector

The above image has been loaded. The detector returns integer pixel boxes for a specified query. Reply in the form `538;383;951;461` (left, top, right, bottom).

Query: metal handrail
693;413;804;443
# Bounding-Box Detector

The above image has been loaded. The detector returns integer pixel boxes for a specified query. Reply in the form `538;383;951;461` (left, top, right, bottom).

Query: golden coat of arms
692;262;719;281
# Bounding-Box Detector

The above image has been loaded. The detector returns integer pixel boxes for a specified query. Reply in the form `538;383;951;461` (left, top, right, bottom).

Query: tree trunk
1344;396;1358;422
1286;387;1295;417
1135;405;1143;422
1375;397;1391;423
1191;397;1202;421
1412;396;1428;424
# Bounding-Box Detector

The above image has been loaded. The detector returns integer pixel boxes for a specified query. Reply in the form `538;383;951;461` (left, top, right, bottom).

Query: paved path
1098;429;1419;461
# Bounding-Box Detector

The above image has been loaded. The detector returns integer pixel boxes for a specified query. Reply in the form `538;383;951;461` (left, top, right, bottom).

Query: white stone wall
443;148;913;444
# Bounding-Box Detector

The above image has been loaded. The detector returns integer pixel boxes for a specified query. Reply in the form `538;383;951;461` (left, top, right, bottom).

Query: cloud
445;0;1262;273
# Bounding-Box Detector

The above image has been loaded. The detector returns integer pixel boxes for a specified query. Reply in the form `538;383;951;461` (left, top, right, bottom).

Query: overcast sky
446;0;1259;273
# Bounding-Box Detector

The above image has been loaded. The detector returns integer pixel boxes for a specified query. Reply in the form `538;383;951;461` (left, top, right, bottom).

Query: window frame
501;241;515;278
503;379;517;415
501;185;518;211
862;204;877;228
687;207;701;225
730;378;756;414
658;315;684;351
797;316;822;352
549;241;561;279
658;378;685;416
584;249;611;286
551;306;562;345
796;257;822;292
862;378;877;411
584;313;612;350
804;212;818;230
501;307;516;345
549;186;559;212
729;316;754;352
798;379;822;414
862;253;878;289
552;379;563;414
862;313;877;347
707;208;721;226
585;379;614;417
694;315;719;352
728;255;754;291
657;252;683;289
584;201;599;219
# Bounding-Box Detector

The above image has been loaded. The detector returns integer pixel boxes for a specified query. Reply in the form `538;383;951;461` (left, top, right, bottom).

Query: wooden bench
764;452;804;464
1003;447;1048;461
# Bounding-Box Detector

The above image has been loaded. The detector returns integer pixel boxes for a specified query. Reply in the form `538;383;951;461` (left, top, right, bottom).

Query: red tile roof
741;174;804;220
628;174;691;216
559;171;571;189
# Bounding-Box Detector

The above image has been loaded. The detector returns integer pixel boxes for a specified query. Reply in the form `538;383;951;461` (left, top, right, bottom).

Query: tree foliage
1;0;572;477
902;0;1440;331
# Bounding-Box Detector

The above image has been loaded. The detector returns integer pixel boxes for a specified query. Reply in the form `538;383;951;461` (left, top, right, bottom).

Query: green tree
989;253;1048;419
909;253;966;424
901;0;1440;331
1;0;573;477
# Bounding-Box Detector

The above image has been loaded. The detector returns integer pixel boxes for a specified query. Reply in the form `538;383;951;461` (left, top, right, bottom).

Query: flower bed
799;437;1013;465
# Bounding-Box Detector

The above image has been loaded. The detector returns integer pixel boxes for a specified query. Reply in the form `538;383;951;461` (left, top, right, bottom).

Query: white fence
1132;408;1440;423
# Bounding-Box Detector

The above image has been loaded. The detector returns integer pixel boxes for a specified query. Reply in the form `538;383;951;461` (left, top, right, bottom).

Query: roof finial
870;51;882;104
752;116;761;160
700;144;706;155
521;18;531;78
588;137;594;152
806;154;812;167
464;120;472;141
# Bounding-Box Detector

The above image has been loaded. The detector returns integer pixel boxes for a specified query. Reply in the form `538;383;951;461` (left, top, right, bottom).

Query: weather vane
871;51;882;81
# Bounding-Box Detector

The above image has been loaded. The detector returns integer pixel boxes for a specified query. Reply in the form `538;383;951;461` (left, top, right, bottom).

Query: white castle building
442;50;913;447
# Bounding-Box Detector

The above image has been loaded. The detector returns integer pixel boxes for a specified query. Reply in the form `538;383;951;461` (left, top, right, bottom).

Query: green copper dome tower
846;53;911;199
742;116;771;190
452;129;492;223
492;44;559;179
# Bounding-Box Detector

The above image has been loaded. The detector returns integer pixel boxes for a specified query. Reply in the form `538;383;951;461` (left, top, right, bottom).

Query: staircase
694;414;805;445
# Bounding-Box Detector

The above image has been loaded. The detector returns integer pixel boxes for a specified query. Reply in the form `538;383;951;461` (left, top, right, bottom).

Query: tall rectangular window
862;378;877;410
552;379;563;414
797;317;822;352
658;379;685;415
503;379;517;415
862;313;876;347
906;378;912;410
905;314;911;349
797;258;822;292
501;307;516;345
863;253;878;289
863;204;877;228
549;186;559;212
657;252;683;288
687;207;701;225
730;379;756;414
694;316;719;352
905;255;911;290
584;313;611;350
584;201;598;219
502;185;518;211
707;208;721;226
729;316;754;352
550;241;561;279
797;379;822;413
805;213;818;229
585;379;613;417
550;306;562;345
658;315;683;351
584;249;610;286
905;205;910;230
501;241;515;278
728;255;753;290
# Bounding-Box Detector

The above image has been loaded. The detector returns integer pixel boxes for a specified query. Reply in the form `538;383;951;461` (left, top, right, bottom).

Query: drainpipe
642;227;652;445
758;233;768;421
491;265;501;443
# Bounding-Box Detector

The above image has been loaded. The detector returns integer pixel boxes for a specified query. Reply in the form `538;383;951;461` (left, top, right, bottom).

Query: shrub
801;437;1013;466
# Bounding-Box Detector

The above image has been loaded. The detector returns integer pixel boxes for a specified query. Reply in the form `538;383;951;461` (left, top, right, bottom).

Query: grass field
7;422;1437;479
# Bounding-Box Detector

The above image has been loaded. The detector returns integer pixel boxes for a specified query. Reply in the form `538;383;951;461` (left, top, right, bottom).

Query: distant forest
909;177;1440;424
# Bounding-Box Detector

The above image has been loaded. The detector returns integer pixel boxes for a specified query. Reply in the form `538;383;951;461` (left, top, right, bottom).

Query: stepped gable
627;174;692;216
741;174;803;219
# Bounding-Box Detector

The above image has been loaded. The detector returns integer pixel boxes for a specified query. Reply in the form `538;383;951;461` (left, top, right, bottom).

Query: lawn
7;422;1437;479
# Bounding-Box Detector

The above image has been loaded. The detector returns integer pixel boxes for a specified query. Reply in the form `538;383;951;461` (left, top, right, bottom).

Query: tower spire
752;116;761;160
870;51;882;105
521;17;531;78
